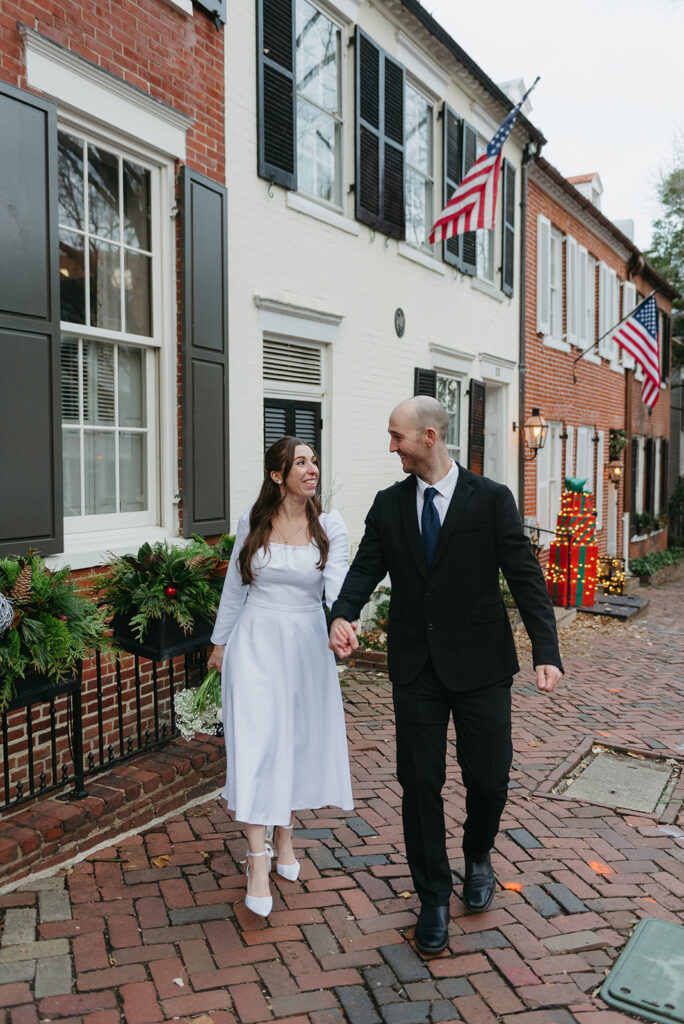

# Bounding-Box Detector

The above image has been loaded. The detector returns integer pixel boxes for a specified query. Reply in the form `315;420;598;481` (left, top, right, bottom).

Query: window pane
123;160;151;250
118;346;145;428
88;145;120;240
83;341;115;426
124;251;152;336
58;132;84;231
61;337;80;423
84;430;116;515
62;429;81;517
296;0;339;114
405;86;431;174
437;375;460;453
119;432;147;512
59;230;86;324
297;101;337;204
405;167;431;249
89;238;122;331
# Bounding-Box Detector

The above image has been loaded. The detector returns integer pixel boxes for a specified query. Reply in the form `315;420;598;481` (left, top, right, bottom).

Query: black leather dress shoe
414;904;450;956
463;853;496;913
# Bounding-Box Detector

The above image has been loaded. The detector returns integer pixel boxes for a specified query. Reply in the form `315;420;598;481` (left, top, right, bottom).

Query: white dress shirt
416;460;459;532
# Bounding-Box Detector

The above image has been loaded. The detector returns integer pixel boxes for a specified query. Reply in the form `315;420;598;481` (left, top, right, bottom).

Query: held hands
535;664;561;693
207;645;225;673
329;617;359;659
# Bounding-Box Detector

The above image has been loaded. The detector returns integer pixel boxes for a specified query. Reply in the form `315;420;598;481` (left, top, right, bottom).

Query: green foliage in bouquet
96;540;227;641
174;667;222;740
0;554;108;710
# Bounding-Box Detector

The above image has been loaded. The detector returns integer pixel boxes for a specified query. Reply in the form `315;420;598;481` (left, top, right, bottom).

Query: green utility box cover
601;917;684;1022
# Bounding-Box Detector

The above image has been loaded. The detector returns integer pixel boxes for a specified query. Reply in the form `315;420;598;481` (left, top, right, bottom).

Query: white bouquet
174;667;222;741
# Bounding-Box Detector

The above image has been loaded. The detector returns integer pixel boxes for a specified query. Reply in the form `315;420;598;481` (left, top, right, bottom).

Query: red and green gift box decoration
546;541;599;607
555;511;597;544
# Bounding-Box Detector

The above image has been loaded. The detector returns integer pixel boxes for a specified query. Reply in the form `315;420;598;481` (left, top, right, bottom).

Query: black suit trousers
393;661;513;906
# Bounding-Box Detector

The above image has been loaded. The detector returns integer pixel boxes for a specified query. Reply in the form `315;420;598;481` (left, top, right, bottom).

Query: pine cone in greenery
186;553;210;572
10;564;32;602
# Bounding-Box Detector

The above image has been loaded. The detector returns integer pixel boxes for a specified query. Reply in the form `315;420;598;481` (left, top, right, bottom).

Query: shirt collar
416;460;458;499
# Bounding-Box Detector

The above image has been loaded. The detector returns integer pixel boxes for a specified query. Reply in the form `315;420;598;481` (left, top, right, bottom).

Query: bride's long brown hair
237;436;330;586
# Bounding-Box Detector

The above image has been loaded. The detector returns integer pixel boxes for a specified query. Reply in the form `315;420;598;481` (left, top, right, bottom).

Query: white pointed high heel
274;824;300;882
244;847;273;917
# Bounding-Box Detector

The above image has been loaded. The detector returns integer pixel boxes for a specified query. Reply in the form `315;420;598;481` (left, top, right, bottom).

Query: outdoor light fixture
607;460;623;487
514;408;549;460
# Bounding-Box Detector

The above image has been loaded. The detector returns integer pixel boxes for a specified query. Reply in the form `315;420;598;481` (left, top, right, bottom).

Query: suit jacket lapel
430;466;474;570
399;476;427;577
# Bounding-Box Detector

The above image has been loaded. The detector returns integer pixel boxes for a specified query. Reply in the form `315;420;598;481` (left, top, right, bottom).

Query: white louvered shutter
596;430;605;529
620;282;637;368
566;236;578;346
577;246;588;347
263;340;322;385
537;215;551;335
565;424;574;479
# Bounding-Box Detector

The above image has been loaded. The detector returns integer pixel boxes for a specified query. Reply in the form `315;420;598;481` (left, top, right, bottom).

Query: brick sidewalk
1;577;683;1024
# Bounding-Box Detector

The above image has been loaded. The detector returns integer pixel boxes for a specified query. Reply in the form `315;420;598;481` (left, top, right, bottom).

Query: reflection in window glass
59;230;86;324
123;161;151;250
405;85;433;251
475;138;494;282
437;374;461;462
296;0;342;206
88;145;120;241
58;133;84;232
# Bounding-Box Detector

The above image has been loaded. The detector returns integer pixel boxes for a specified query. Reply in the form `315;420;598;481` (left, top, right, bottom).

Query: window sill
45;526;190;572
162;0;193;14
608;361;625;375
287;192;359;236
541;335;571;353
471;277;503;302
398;242;445;275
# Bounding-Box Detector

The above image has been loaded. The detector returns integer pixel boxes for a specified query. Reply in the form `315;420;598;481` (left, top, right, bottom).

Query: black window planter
111;612;213;661
2;670;85;808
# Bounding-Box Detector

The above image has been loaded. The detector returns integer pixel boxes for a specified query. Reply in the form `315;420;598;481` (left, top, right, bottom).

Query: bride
208;436;354;917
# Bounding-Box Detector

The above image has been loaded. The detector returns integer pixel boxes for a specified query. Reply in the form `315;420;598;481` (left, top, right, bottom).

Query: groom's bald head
391;396;449;442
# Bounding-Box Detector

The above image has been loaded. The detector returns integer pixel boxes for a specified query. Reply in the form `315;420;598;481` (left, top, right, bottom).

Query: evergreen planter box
112;612;213;661
5;672;81;713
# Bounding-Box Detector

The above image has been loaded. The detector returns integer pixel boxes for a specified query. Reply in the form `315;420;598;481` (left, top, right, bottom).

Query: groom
329;396;562;956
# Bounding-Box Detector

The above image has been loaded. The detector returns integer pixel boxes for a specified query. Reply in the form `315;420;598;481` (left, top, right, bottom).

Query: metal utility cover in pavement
560;750;673;813
601;917;684;1023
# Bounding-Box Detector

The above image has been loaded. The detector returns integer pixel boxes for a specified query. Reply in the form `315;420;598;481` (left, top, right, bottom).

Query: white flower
174;686;222;741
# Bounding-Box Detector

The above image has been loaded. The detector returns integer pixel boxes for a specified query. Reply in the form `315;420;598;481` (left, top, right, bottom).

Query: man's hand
329;617;359;659
535;664;561;693
208;644;225;673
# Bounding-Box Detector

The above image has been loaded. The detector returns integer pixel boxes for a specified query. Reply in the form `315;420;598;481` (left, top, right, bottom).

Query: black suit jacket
329;467;563;690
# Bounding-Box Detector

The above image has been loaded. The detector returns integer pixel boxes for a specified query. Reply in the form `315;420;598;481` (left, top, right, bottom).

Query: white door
536;421;563;543
607;485;617;555
484;384;504;482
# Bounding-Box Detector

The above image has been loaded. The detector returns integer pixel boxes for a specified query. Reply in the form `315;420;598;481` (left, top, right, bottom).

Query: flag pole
572;286;661;384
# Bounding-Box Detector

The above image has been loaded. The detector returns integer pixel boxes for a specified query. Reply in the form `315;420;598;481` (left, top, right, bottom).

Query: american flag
429;80;537;245
611;294;661;407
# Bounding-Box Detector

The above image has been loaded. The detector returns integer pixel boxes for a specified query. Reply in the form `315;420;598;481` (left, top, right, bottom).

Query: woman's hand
207;645;225;673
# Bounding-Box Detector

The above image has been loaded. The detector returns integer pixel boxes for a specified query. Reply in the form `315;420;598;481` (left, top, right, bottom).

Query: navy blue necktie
421;486;440;567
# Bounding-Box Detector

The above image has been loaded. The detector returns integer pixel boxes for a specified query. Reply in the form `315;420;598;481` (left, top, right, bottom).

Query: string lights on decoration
598;556;626;596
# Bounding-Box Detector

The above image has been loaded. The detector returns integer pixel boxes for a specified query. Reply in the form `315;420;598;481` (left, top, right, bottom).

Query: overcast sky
422;0;683;251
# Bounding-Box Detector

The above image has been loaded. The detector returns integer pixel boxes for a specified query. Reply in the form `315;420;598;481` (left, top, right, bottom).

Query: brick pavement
1;575;682;1024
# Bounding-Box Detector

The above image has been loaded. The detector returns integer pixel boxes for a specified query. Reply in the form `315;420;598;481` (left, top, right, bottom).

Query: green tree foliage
648;141;684;355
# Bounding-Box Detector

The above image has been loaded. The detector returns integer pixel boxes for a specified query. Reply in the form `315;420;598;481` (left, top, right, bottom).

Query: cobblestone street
1;574;683;1024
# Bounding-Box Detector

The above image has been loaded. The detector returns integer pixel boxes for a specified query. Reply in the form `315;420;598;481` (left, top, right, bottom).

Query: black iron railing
1;646;209;812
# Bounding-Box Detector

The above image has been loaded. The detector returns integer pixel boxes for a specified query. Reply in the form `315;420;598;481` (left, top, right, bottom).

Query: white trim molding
398;242;446;275
162;0;193;14
21;26;194;158
430;344;475;376
314;0;361;24
479;353;516;385
287;191;359;236
396;31;449;102
255;296;344;345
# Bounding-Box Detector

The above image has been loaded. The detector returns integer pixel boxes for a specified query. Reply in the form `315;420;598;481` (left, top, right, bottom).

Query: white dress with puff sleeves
211;509;354;826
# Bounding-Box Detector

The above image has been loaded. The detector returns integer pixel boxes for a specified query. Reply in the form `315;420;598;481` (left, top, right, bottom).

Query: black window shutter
644;437;655;516
414;368;436;396
0;82;63;558
661;312;671;383
181;168;230;537
660;438;668;512
264;398;322;469
257;0;296;190
461;121;478;275
501;159;516;297
355;28;405;239
442;104;462;269
193;0;226;27
630;437;638;535
468;379;486;474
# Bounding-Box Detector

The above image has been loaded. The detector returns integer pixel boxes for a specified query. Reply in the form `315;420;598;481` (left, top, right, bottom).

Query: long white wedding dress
211;509;354;826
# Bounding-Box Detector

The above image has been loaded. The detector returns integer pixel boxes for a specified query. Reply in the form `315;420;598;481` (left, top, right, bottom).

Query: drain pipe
518;139;543;515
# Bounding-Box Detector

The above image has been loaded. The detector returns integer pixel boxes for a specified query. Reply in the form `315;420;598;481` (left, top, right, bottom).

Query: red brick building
523;157;676;567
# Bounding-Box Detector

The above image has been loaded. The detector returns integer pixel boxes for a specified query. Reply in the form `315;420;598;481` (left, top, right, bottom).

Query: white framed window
598;262;619;363
565;235;579;346
575;426;595;495
536;421;563;540
620;281;637;369
475;136;494;283
549;227;563;342
295;0;343;208
58;128;162;533
436;373;462;462
404;82;434;252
